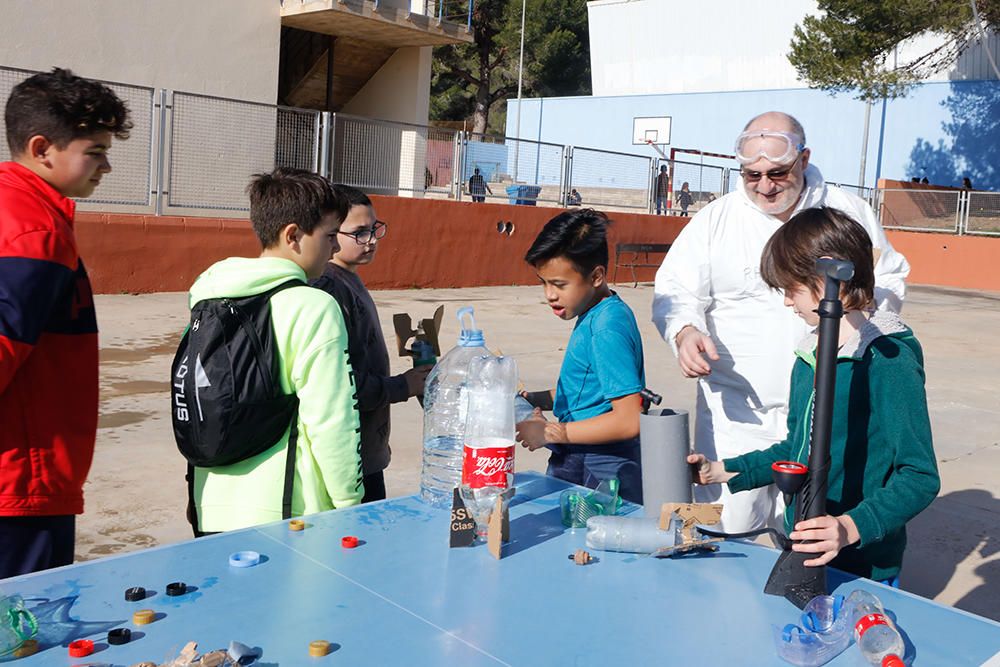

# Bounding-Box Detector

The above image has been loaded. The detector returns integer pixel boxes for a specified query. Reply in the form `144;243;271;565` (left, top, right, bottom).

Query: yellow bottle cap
309;640;330;657
289;519;305;531
13;639;38;657
133;609;156;625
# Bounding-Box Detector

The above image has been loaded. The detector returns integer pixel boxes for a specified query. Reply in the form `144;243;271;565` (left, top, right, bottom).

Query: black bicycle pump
764;257;855;609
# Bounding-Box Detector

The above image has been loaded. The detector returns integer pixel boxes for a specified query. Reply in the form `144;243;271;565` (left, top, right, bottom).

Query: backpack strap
281;401;300;520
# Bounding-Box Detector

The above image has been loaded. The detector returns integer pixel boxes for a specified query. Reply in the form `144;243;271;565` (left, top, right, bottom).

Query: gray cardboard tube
639;408;692;517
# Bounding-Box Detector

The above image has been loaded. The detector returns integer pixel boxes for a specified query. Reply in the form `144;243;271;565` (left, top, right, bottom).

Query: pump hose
695;525;792;550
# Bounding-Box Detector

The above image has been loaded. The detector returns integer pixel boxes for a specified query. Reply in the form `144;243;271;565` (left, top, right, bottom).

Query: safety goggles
740;152;803;183
734;130;805;166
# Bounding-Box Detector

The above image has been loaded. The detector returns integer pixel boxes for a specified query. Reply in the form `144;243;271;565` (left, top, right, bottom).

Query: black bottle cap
107;628;132;645
165;581;187;596
124;586;146;602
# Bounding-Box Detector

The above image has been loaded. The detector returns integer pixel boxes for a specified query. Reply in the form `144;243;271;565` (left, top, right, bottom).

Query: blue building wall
505;80;1000;191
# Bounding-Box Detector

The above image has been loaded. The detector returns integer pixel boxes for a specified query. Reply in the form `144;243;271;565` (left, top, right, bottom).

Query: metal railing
3;65;998;233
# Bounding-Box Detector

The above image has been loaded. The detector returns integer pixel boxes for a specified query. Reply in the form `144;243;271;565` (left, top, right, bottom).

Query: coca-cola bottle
459;354;518;541
847;589;905;667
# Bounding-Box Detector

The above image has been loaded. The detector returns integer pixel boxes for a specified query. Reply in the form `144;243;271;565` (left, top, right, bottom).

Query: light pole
512;0;526;183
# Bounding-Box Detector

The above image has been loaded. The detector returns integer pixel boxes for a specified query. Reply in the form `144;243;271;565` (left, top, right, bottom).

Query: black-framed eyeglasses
339;221;387;245
740;152;803;183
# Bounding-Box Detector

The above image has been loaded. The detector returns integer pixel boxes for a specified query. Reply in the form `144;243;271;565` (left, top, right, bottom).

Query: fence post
647;158;657;215
152;88;171;216
318;112;331;178
958;190;969;235
559;145;570;206
563;146;574;208
452;130;465;201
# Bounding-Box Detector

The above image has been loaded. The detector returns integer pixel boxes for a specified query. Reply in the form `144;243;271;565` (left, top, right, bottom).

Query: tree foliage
789;0;1000;100
431;0;590;134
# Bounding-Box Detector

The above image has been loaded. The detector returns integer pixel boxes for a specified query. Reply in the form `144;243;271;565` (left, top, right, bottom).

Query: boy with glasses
311;185;430;502
651;111;909;534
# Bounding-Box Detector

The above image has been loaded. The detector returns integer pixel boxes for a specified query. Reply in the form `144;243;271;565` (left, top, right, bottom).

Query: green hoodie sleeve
277;289;364;509
844;337;940;547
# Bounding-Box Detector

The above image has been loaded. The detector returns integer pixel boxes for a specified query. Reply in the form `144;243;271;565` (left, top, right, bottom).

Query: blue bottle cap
228;551;261;568
456;307;485;347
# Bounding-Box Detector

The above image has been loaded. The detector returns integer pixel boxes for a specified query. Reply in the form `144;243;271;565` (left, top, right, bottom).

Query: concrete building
0;0;472;123
507;0;1000;189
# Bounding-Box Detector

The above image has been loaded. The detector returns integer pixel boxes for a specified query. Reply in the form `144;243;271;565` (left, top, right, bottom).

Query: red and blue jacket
0;162;98;516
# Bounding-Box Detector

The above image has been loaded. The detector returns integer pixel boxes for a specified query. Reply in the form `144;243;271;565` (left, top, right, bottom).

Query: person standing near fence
655;165;670;215
651;111;909;533
0;69;132;578
676;181;693;216
469;167;491;203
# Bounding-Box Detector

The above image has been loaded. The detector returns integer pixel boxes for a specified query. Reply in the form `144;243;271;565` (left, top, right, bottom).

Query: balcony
280;0;473;47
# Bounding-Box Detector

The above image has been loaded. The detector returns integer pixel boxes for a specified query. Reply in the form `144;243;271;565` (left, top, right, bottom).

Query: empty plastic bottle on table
459;354;518;539
585;515;681;553
0;593;37;658
420;307;494;508
847;589;905;667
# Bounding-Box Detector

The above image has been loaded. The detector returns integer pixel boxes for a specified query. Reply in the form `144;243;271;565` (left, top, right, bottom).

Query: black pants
362;471;387;503
0;515;75;579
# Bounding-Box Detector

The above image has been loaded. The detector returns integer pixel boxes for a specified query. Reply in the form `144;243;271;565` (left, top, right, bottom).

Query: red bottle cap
341;536;359;548
68;639;94;657
882;656;905;667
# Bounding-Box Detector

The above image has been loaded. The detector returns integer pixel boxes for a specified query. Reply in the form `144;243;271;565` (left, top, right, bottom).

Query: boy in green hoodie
688;207;939;583
189;168;363;533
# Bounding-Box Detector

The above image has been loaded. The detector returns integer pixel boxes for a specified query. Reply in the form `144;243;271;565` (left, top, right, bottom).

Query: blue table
3;473;999;666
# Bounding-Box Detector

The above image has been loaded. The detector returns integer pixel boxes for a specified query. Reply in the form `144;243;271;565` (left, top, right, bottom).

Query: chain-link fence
1;65;155;208
463;133;565;205
331;114;457;197
570;147;650;210
166;92;319;211
878;189;963;233
965;191;1000;236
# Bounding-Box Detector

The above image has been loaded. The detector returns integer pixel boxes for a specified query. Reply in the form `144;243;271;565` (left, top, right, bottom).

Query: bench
613;243;671;287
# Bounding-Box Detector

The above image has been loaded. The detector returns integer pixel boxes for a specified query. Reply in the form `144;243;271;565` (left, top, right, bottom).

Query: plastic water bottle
585;515;681;553
847;590;905;667
419;307;493;508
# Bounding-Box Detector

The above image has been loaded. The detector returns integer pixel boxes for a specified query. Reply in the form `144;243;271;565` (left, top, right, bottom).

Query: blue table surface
2;472;999;666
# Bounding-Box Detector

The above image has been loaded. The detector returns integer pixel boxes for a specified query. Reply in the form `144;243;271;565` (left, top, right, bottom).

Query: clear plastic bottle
585;515;681;553
419;307;493;508
847;590;905;667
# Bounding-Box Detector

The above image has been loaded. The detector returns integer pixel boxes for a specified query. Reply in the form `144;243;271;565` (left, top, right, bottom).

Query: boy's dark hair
248;168;348;248
332;183;373;209
524;208;610;275
760;206;875;310
5;68;132;155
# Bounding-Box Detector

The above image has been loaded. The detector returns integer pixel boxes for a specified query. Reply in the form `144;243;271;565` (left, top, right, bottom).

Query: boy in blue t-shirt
518;209;646;502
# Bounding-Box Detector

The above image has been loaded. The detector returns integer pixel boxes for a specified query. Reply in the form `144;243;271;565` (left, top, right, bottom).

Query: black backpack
171;280;303;529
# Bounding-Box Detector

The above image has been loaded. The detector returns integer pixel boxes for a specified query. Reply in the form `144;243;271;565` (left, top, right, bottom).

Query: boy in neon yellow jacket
190;169;363;533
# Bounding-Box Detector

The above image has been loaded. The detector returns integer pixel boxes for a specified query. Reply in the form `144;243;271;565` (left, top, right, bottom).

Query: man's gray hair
743;112;806;145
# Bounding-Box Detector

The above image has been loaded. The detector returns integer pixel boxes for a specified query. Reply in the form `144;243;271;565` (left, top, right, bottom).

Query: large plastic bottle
419;307;493;508
846;590;905;667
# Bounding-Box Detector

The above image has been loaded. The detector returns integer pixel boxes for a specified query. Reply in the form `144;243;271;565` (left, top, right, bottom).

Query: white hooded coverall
651;164;909;532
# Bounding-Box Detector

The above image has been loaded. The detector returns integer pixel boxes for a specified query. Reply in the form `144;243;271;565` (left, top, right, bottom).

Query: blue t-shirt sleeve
589;326;644;401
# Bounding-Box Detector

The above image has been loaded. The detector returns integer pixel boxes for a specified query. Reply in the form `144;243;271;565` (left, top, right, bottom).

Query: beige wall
0;0;280;103
341;46;432;125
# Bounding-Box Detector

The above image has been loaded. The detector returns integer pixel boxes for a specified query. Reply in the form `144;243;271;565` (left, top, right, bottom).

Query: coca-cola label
854;612;889;638
462;444;514;489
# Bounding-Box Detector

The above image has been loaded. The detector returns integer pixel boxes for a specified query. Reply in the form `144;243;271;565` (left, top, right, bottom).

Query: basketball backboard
633;116;671;146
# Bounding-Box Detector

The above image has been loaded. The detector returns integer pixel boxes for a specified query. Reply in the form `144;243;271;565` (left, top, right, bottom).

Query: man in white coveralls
651;111;910;533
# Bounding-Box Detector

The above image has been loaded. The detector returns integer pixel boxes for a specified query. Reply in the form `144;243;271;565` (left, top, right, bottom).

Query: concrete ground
84;283;1000;621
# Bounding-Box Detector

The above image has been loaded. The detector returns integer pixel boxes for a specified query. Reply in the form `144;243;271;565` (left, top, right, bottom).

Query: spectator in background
911;177;920;183
469;167;491;203
567;188;582;206
655;165;670;215
962;177;973;191
676;182;694;216
920;177;929;185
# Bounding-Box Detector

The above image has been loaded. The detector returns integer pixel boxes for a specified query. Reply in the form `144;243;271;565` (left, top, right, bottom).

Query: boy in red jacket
0;68;131;578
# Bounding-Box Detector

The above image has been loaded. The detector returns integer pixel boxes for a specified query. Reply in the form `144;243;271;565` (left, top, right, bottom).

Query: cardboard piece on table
487;487;515;559
450;487;476;548
659;502;724;543
393;305;444;359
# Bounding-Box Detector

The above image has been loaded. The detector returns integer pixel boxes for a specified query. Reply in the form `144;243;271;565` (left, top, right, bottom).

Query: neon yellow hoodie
189;257;362;532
